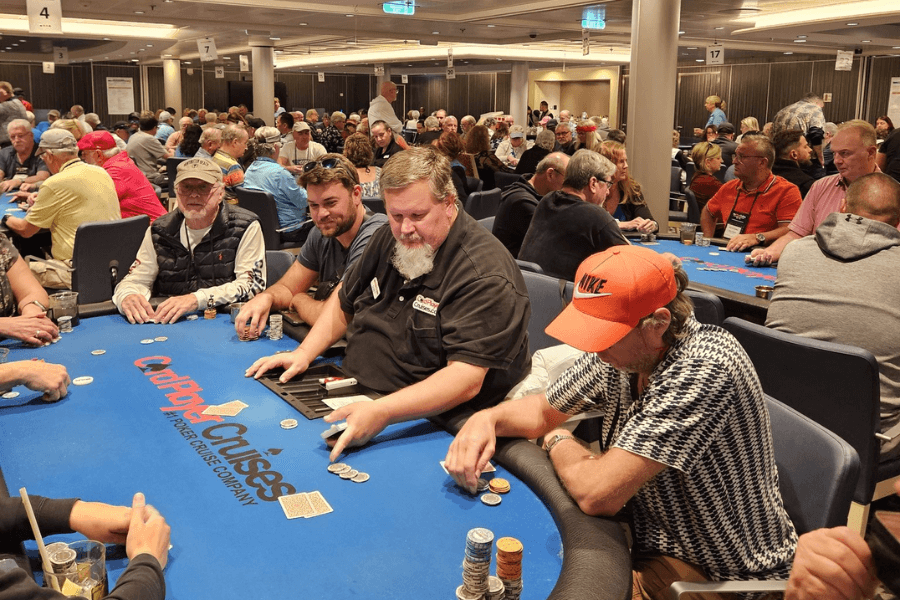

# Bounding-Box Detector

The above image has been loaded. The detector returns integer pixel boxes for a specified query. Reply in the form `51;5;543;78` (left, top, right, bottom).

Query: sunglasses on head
302;157;341;173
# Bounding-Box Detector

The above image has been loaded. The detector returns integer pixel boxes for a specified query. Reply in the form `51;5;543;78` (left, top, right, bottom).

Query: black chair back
683;189;700;224
766;395;860;532
670;166;684;194
235;187;280;250
520;270;574;352
166;157;191;193
515;259;544;274
72;215;150;304
362;197;385;214
266;250;294;285
713;163;728;183
465;189;502;220
478;216;495;233
493;171;521;191
684;289;724;326
723;317;882;504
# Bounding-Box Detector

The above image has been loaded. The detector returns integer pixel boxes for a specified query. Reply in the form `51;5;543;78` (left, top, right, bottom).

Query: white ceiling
0;0;897;70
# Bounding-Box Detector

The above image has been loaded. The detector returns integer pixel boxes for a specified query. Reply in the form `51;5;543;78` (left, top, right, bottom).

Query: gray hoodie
767;212;900;458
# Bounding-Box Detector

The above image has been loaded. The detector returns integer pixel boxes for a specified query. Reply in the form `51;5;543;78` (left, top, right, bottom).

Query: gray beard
391;239;436;280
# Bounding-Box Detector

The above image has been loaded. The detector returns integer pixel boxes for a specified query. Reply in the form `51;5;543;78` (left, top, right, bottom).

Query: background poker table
2;191;27;222
637;236;773;323
0;309;631;600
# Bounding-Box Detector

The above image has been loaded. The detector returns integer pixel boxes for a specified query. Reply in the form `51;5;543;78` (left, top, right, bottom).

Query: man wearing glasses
554;122;576;155
700;136;802;252
234;154;387;333
517;149;628;280
113;157;266;324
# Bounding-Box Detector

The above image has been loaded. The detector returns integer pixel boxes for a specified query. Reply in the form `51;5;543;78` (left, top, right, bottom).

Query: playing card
440;460;495;474
279;492;315;519
307;491;333;517
323;394;374;411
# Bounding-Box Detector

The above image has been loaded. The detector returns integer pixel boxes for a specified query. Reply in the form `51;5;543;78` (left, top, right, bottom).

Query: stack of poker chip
239;325;259;342
485;575;505;600
496;537;524;600
458;528;494;600
268;314;283;340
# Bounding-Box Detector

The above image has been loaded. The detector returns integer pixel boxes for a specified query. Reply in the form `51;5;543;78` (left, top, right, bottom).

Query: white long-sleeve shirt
112;219;266;313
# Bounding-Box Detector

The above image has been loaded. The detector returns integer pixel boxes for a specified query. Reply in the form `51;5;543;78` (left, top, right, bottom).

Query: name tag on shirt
370;277;381;300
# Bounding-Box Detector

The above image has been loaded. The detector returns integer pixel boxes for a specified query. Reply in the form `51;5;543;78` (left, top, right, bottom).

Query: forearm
291;292;327;325
762;223;791;243
4;216;37;238
700;208;716;237
296;292;349;359
375;361;488;425
548;439;618;515
105;555;165;600
490;393;569;439
24;172;49;185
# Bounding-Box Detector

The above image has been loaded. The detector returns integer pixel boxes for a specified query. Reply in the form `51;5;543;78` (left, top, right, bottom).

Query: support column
251;44;275;126
162;58;182;116
510;62;528;126
627;0;681;228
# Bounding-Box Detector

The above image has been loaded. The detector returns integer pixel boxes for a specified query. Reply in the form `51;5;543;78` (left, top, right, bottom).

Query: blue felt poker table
635;236;773;323
1;191;27;222
0;308;631;600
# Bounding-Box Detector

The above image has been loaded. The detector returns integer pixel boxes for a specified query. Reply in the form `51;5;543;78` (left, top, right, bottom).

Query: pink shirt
788;166;893;236
103;151;167;222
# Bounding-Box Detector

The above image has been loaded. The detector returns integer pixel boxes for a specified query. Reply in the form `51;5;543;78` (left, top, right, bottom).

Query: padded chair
723;317;900;534
71;215;150;304
478;216;495;233
669;189;701;224
684;161;695;185
684;289;724;326
713;163;728;183
466;177;483;194
670;166;684;194
265;250;295;284
493;171;521;191
401;129;417;145
165;156;190;193
362;197;385;214
520;270;574;352
235;187;303;251
515;259;544;274
464;189;502;220
668;395;860;598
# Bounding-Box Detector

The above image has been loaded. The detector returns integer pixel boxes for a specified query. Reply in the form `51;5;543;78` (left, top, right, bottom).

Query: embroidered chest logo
413;294;439;316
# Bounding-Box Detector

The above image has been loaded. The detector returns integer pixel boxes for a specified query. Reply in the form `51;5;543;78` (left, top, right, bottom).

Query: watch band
544;434;575;453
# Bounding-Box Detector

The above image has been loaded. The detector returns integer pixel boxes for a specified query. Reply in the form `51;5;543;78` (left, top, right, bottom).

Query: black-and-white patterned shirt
547;317;797;580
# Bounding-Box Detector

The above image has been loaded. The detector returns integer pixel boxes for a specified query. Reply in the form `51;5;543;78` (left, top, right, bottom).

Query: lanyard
729;174;776;218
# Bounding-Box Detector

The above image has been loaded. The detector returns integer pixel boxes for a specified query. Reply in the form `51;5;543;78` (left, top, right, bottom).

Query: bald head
844;173;900;227
381;81;398;102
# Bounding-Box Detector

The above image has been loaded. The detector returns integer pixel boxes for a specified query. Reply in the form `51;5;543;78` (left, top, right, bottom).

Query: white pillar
628;0;682;227
162;59;182;116
510;62;529;126
251;44;275;126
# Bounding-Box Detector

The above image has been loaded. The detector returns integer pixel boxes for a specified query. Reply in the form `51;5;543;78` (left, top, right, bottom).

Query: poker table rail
434;408;632;600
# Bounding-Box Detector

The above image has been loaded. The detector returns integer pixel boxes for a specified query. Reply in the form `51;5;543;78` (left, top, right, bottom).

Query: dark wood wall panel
767;62;815;121
812;60;859;124
468;73;495;119
406;75;428;115
346;75;373;116
726;64;769;129
495;73;511;114
147;66;165;113
675;69;724;132
317;73;347;113
866;56;900;121
276;71;313;112
448;76;468;119
181;67;203;113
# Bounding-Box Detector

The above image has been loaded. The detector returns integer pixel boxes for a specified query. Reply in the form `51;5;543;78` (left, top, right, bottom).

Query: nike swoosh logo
573;290;612;299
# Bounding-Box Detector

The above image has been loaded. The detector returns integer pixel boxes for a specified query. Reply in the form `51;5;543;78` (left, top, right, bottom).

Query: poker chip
480;493;502;506
154;336;168;342
2;391;19;399
460;528;494;599
279;418;298;430
91;349;106;356
476;478;490;492
140;338;155;344
496;536;524;599
73;376;94;386
186;314;199;321
709;252;720;256
327;463;350;474
50;337;60;344
488;478;510;494
351;472;369;483
339;469;357;480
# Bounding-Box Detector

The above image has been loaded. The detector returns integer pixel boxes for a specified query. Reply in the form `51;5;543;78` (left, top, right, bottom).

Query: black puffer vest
151;204;258;297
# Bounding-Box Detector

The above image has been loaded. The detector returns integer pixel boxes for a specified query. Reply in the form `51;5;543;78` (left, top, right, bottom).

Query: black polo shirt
494;176;541;258
338;204;531;409
373;140;403;168
0;144;48;180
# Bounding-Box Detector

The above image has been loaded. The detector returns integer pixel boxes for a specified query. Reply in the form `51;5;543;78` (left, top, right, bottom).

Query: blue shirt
706;108;726;128
156;123;175;143
243;157;308;231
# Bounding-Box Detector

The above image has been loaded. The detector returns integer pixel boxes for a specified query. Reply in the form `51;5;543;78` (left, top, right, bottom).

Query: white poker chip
480;493;502;506
154;336;168;342
186;314;199;321
51;337;60;344
2;391;20;399
91;349;106;356
73;376;94;386
351;472;370;483
280;418;298;430
140;339;155;344
709;252;720;256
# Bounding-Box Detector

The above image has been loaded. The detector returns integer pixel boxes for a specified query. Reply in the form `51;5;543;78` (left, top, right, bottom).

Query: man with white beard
247;146;532;461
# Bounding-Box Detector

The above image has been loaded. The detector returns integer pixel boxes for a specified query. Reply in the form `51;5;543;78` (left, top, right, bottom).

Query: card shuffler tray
255;364;382;420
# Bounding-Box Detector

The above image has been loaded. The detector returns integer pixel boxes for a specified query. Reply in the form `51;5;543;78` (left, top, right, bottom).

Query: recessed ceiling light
793;39;806;43
138;49;145;52
10;43;17;46
678;30;685;35
184;61;191;64
270;36;280;40
487;24;495;28
134;10;144;14
223;56;230;59
695;59;704;62
146;44;153;47
432;31;439;34
862;40;871;43
345;13;353;17
847;22;858;26
783;51;793;55
299;22;307;25
408;64;412;66
714;26;724;30
797;35;807;38
687;46;697;50
894;46;900;49
18;39;25;42
103;37;110;40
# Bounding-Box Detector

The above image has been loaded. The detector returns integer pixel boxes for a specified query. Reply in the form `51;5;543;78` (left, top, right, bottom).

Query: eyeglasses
595;176;614;189
176;182;217;197
302;157;341;173
733;153;767;163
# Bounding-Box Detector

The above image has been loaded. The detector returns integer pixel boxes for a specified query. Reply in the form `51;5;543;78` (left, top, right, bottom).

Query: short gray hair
380;146;455;206
7;118;30;134
563;149;615;190
424;116;439;130
84;113;101;126
331;111;346;123
534;129;555;151
535;152;568;176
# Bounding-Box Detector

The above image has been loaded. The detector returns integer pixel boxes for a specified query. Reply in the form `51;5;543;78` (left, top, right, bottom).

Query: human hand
14;360;70;401
785;527;877;600
323;401;391;462
746;246;779;267
125;493;171;569
120;294;157;325
245;347;311;383
19;182;34;193
0;315;59;345
13;191;37;206
69;500;131;545
444;410;498;494
234;293;273;338
634;218;657;233
724;233;758;252
0;179;18;193
154;294;199;324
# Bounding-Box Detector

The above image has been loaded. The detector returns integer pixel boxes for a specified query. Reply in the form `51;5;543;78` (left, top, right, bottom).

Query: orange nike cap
545;246;677;353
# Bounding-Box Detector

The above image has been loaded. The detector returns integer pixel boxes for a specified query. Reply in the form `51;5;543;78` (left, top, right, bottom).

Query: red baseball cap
545;246;677;353
77;131;117;151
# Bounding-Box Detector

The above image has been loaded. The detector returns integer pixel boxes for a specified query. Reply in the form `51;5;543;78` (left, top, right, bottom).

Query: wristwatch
1;214;9;228
755;232;766;244
543;434;575;453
